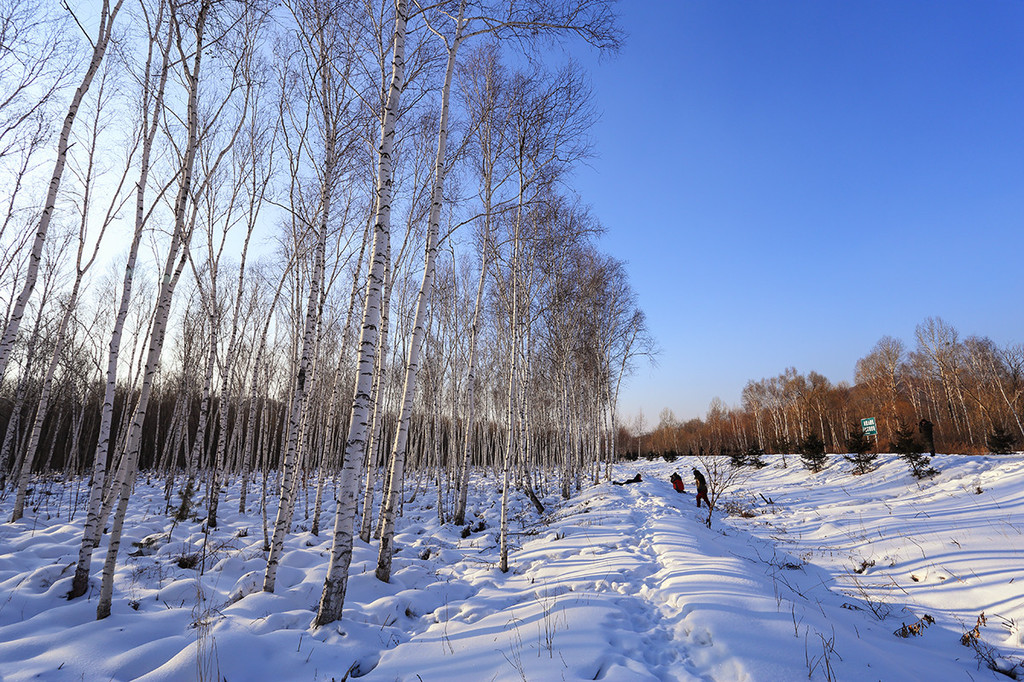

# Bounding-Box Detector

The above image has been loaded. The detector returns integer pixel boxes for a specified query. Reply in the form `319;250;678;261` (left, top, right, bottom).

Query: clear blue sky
573;0;1024;424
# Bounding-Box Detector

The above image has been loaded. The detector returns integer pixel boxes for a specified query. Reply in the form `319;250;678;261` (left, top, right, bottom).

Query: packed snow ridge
1;454;1022;681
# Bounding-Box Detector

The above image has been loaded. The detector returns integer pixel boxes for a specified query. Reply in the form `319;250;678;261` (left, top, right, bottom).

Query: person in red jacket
669;472;685;493
693;468;709;508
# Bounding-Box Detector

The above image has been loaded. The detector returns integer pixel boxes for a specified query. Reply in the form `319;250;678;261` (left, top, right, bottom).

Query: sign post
861;417;878;451
860;417;877;436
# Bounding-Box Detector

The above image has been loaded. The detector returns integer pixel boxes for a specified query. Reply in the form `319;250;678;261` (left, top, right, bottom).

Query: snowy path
362;483;706;681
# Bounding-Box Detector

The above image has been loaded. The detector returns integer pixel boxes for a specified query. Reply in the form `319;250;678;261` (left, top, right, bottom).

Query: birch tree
0;0;126;381
374;0;468;582
95;0;257;619
314;0;410;627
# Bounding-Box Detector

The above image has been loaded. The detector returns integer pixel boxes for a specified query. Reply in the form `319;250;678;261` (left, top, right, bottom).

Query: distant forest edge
631;317;1022;458
5;314;1018;482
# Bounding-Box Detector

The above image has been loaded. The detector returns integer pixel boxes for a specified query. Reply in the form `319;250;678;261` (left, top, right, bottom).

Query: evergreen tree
844;427;877;474
891;424;936;479
799;432;827;473
986;425;1018;455
772;436;793;455
729;449;747;467
746;443;767;469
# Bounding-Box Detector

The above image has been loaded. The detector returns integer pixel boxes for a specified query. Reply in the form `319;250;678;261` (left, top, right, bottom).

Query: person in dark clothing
669;472;685;493
612;473;642;486
692;468;709;508
918;419;936;456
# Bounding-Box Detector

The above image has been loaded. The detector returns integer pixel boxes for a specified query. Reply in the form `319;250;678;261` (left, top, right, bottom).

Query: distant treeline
628;317;1022;457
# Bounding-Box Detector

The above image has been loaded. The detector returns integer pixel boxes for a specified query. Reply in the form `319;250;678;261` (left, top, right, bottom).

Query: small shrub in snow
770;438;793;467
805;629;838;682
720;499;757;519
798;433;827;473
176;553;200;570
960;613;1024;679
129;532;170;557
696;454;745;529
987;425;1018;455
890;425;937;479
889;424;920;456
847;573;892;620
961;612;987;646
460;520;486;539
843;428;877;474
175;480;196;522
903;453;937;479
894;614;935;638
728;451;747;467
746;444;767;468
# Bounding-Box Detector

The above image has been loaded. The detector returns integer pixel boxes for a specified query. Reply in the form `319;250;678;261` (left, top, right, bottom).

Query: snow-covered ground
1;454;1022;681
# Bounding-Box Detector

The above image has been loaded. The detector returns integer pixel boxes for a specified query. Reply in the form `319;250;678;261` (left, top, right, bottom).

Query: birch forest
0;0;653;624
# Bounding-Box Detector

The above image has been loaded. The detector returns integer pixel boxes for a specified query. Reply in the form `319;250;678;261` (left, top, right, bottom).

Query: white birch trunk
499;345;517;574
96;218;196;619
375;3;464;585
499;155;531;574
358;259;391;543
180;333;218;504
259;398;276;550
14;55;126;522
314;0;407;627
362;288;389;540
208;76;265;525
355;230;385;543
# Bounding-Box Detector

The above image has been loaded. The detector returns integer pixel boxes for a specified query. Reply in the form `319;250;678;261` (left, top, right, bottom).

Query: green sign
861;417;877;436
